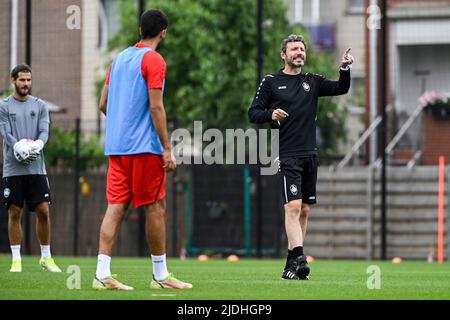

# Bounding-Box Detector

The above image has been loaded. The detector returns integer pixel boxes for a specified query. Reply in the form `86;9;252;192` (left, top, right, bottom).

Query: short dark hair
140;9;169;39
11;64;32;80
281;35;307;53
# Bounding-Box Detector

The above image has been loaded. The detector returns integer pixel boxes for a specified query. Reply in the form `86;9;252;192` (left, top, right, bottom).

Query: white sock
152;254;169;280
40;245;51;259
11;245;21;261
96;254;111;279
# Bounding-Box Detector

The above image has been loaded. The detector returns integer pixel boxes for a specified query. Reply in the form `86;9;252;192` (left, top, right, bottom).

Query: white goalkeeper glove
22;140;44;165
13;139;41;165
13;139;31;163
21;150;40;165
30;139;44;153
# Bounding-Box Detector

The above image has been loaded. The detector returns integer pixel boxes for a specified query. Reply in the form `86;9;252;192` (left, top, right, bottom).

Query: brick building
0;0;117;131
366;0;450;165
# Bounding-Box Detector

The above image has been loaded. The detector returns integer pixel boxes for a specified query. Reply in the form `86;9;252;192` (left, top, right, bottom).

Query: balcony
306;23;336;50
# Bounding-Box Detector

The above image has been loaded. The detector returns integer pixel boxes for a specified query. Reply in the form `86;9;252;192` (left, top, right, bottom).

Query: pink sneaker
93;274;134;290
150;273;193;289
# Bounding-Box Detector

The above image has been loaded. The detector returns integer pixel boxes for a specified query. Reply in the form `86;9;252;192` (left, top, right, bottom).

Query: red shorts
106;153;166;208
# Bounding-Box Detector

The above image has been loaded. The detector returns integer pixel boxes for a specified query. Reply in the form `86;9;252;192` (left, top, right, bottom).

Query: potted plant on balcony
420;91;450;164
419;91;450;119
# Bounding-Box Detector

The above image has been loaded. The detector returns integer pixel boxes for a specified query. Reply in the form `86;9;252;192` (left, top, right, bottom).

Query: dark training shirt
248;68;350;158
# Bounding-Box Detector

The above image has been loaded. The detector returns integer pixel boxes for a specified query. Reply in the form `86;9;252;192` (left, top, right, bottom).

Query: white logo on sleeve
278;85;287;90
290;184;298;195
302;82;310;92
4;188;10;198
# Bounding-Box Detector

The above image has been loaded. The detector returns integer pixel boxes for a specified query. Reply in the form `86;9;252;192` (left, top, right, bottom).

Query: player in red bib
93;9;192;290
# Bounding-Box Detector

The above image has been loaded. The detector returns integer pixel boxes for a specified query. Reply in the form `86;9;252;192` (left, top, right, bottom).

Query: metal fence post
367;165;375;260
73;118;80;256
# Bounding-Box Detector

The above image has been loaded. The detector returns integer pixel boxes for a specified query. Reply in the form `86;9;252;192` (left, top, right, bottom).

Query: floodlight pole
139;0;145;22
256;0;264;258
137;0;146;256
380;0;388;260
24;0;32;255
25;0;32;66
74;119;81;256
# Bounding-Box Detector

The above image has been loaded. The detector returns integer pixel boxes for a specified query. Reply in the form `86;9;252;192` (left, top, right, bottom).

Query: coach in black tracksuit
248;35;353;280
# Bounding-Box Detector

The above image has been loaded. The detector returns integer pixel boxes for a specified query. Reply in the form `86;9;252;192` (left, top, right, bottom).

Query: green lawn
0;255;449;300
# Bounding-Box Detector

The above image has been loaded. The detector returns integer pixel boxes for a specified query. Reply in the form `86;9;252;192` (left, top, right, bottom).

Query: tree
107;0;346;157
44;127;106;170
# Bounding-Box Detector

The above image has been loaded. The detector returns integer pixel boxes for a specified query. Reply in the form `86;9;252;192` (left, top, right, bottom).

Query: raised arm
319;48;354;97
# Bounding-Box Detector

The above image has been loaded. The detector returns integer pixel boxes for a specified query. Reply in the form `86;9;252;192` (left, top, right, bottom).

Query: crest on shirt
4;188;10;198
30;111;36;117
302;82;310;92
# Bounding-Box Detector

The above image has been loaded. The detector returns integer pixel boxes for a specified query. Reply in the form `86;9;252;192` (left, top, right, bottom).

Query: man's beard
15;84;30;97
286;55;304;68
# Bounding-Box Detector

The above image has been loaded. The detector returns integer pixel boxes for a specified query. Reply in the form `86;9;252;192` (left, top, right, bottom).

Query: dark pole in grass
256;0;264;258
25;0;32;67
380;0;388;260
172;161;178;257
74;118;81;256
24;0;32;255
171;118;178;257
139;0;145;23
137;0;146;256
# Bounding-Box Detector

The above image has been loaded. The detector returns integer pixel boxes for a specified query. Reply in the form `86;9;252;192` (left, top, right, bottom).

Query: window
293;0;321;24
291;0;336;50
98;0;121;48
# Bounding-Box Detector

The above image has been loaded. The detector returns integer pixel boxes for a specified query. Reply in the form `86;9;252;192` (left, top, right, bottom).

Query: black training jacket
248;68;350;158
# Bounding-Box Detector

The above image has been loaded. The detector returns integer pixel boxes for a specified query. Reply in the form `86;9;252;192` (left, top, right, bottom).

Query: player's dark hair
140;9;169;39
281;35;307;53
11;64;32;80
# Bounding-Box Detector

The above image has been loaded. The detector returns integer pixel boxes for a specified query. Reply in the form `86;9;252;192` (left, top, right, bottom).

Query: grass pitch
1;255;449;300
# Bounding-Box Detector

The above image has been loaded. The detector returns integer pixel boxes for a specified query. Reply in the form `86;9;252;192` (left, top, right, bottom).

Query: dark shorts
2;175;51;211
279;156;318;204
